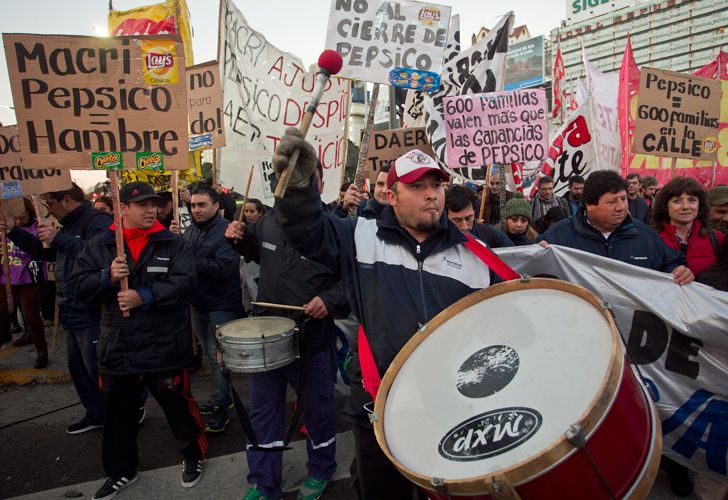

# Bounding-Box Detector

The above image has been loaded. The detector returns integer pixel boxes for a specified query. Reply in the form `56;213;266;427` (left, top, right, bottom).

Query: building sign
504;36;544;91
566;0;632;24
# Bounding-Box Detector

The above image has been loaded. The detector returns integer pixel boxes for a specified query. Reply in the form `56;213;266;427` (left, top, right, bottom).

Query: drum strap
357;236;520;402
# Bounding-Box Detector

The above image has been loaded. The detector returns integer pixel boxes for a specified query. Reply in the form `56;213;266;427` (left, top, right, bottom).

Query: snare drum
374;278;661;499
217;316;297;373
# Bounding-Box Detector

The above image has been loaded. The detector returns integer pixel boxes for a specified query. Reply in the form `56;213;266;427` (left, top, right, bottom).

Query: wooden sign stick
350;83;380;215
109;171;130;318
0;197;13;311
172;170;180;226
237;166;255;223
479;166;492;223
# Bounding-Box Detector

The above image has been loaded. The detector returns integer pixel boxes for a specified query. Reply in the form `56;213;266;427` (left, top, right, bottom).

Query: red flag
618;36;640;175
552;46;566;119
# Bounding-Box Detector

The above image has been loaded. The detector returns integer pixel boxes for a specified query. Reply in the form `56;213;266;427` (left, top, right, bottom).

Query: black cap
119;182;161;204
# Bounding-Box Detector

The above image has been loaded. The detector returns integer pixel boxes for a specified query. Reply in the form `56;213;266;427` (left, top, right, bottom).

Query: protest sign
504;36;544;91
187;61;225;150
3;34;189;170
584;49;621;171
324;0;451;86
218;0;349;203
519;98;597;199
363;127;434;181
633;67;721;161
495;244;728;480
443;89;547;168
0;125;72;194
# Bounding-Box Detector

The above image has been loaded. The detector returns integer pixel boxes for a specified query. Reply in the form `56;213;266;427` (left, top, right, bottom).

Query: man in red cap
259;128;501;499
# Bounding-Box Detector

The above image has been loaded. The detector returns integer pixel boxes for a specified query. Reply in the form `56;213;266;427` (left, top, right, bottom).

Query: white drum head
382;286;616;481
218;317;295;339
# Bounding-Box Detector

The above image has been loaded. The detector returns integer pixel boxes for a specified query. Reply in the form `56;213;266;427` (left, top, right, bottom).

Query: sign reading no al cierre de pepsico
3;34;189;169
443;89;548;167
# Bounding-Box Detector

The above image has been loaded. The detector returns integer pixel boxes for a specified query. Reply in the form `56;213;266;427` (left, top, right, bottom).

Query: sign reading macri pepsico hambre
3;34;189;169
324;0;451;85
443;88;548;168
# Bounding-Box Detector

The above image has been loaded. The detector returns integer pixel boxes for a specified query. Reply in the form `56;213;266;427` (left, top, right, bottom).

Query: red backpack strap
357;324;381;402
462;233;520;281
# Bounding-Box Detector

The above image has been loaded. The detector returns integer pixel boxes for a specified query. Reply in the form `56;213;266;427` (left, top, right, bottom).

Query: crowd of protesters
0;133;727;499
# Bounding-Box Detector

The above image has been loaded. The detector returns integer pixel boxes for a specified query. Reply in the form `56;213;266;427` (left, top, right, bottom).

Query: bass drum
373;278;661;499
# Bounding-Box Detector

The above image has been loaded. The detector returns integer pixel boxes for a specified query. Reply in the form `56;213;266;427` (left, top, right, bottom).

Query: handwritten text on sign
633;67;721;161
324;0;451;85
444;89;547;167
3;34;189;170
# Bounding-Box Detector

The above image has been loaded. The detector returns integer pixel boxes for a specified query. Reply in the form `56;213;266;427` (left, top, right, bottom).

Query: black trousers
100;368;207;477
353;424;427;500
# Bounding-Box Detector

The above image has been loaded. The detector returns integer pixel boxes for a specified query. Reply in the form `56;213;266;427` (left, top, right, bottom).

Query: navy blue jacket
275;180;493;424
538;209;685;272
8;201;112;328
183;213;242;313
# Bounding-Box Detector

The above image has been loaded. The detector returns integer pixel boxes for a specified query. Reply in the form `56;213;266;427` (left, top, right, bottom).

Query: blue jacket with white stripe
276;179;493;424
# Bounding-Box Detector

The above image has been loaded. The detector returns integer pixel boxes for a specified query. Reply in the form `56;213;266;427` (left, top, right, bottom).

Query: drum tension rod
488;475;520;500
431;478;452;500
565;424;616;500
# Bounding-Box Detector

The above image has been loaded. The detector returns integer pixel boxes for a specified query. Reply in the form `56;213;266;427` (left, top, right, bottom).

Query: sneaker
205;407;230;433
198;400;234;415
297;477;330;500
92;473;138;500
181;459;203;488
137;406;146;425
34;351;48;369
243;486;271;500
67;417;104;435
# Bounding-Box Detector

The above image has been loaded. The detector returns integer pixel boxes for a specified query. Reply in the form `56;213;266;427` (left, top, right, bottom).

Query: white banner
495;244;728;480
324;0;451;85
583;49;621;171
218;0;349;202
519;98;597;199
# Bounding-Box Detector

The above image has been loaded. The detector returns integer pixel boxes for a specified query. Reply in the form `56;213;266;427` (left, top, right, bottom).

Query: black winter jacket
70;228;196;375
275;180;493;424
183;213;242;313
8;201;112;328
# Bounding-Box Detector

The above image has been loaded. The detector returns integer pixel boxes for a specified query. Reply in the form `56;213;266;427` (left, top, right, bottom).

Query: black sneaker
198;401;234;415
67;417;104;435
205;407;230;433
181;459;203;488
92;473;138;500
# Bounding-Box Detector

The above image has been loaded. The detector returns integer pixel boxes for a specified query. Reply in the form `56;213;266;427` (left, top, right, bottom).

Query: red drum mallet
274;49;343;198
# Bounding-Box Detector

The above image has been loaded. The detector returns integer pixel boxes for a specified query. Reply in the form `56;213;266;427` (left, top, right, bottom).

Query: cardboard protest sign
0;125;73;194
634;67;721;161
3;34;189;170
324;0;451;86
443;89;547;168
218;0;349;203
187;61;225;150
363;127;434;181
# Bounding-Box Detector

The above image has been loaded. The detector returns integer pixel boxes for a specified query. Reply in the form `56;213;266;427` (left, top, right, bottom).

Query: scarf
110;220;165;262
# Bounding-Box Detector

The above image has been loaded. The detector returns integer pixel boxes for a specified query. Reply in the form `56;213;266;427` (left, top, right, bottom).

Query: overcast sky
0;0;566;187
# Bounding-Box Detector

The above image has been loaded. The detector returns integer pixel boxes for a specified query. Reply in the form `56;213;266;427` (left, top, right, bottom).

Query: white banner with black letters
494;244;728;480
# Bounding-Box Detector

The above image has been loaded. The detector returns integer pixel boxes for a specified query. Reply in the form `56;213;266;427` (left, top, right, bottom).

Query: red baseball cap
386;149;449;189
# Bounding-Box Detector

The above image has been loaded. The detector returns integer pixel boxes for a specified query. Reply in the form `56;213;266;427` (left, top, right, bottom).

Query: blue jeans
246;345;337;498
67;324;104;421
191;308;238;408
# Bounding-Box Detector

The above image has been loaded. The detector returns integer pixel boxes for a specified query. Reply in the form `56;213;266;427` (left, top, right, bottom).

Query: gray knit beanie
504;193;532;222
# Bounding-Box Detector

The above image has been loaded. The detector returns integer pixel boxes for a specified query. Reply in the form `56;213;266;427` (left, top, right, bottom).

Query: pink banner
443;88;547;168
620;49;727;187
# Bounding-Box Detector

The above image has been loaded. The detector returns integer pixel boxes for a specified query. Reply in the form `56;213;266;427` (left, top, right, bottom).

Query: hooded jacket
275;180;493;424
183;213;242;313
658;220;724;278
70;226;196;375
538;208;685;272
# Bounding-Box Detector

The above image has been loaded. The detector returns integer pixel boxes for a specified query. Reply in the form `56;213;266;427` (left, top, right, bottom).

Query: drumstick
251;301;305;312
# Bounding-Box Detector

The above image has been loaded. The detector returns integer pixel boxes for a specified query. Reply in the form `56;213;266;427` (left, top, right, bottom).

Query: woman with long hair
0;197;48;368
652;176;724;279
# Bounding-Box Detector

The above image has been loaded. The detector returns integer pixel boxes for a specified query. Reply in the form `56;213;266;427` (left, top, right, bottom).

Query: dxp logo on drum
438;408;542;461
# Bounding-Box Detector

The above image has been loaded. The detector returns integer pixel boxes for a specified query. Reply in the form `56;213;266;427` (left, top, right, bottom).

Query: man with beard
269;132;507;499
183;186;242;434
538;171;693;284
531;175;570;228
641;176;659;208
481;171;513;225
707;186;728;235
561;175;584;215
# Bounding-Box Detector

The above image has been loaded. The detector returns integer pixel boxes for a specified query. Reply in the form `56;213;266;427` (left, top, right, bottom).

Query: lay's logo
145;52;174;69
140;39;179;85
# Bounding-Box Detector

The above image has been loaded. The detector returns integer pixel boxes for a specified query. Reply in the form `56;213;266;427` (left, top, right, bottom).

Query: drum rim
217;316;297;339
373;278;623;495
